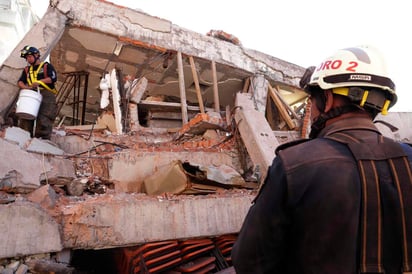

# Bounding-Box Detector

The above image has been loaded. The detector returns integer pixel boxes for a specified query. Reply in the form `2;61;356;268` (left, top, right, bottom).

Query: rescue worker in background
17;45;58;139
231;45;412;273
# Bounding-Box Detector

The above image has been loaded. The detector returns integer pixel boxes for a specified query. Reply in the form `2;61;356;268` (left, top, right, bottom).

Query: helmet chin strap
34;54;40;64
28;54;40;65
309;105;364;138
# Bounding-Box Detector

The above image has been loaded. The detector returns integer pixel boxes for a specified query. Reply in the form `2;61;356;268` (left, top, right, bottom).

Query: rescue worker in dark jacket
17;45;58;139
231;45;412;274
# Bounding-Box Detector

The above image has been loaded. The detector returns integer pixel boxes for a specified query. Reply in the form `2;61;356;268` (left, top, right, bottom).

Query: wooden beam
177;51;188;124
211;60;220;112
265;96;277;130
188;56;205;113
139;100;214;112
268;85;296;129
274;84;300;120
242;77;250;93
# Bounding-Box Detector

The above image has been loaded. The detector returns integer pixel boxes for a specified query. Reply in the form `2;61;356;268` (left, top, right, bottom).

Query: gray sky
35;0;411;112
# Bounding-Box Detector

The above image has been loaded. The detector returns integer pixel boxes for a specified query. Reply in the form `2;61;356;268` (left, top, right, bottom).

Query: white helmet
308;45;396;114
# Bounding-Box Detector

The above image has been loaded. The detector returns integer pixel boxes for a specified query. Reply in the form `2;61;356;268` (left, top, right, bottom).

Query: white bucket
15;89;43;120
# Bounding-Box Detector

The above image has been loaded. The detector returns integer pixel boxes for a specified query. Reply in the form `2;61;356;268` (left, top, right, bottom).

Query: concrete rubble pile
0;108;259;273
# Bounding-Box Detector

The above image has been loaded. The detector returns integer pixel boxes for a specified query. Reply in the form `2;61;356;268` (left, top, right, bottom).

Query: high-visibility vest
25;62;58;94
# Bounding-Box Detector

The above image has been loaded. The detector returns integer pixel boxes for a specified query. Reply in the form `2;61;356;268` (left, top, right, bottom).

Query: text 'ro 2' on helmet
20;45;40;59
307;45;396;115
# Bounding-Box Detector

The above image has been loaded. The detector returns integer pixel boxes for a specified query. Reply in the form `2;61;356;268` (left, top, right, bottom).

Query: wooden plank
139;100;214;112
265;96;277;130
242;77;250;93
188;56;205;113
63;124;106;130
177;51;188;124
274;84;300;119
211;60;220;112
268;85;296;129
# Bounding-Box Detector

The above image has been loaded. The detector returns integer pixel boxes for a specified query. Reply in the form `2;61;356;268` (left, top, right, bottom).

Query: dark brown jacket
232;117;412;274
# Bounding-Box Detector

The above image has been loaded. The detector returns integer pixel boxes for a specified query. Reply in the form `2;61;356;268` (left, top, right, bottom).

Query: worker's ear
323;90;334;113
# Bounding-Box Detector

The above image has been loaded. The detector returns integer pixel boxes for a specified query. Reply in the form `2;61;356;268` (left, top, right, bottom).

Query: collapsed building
0;0;411;273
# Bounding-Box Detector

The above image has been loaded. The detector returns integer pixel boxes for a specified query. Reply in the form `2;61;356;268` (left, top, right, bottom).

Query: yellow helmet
308;45;396;114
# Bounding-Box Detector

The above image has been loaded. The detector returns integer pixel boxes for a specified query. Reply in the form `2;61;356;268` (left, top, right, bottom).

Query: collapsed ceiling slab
0;0;306;123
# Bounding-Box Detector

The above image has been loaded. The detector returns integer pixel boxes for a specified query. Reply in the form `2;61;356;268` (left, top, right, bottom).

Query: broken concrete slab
234;92;280;182
0;139;76;192
0;201;63;258
109;150;240;193
3;126;30;148
0;191;15;204
61;192;254;249
143;160;243;195
27;185;59;210
3;126;66;155
143;160;188;195
197;164;246;186
25;138;65;156
176;112;227;138
25;259;75;274
51;134;96;155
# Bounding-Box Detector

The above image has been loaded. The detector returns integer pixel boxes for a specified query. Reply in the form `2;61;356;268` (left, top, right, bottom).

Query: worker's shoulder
400;142;412;157
401;142;412;148
275;138;312;156
274;137;336;154
275;138;351;164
